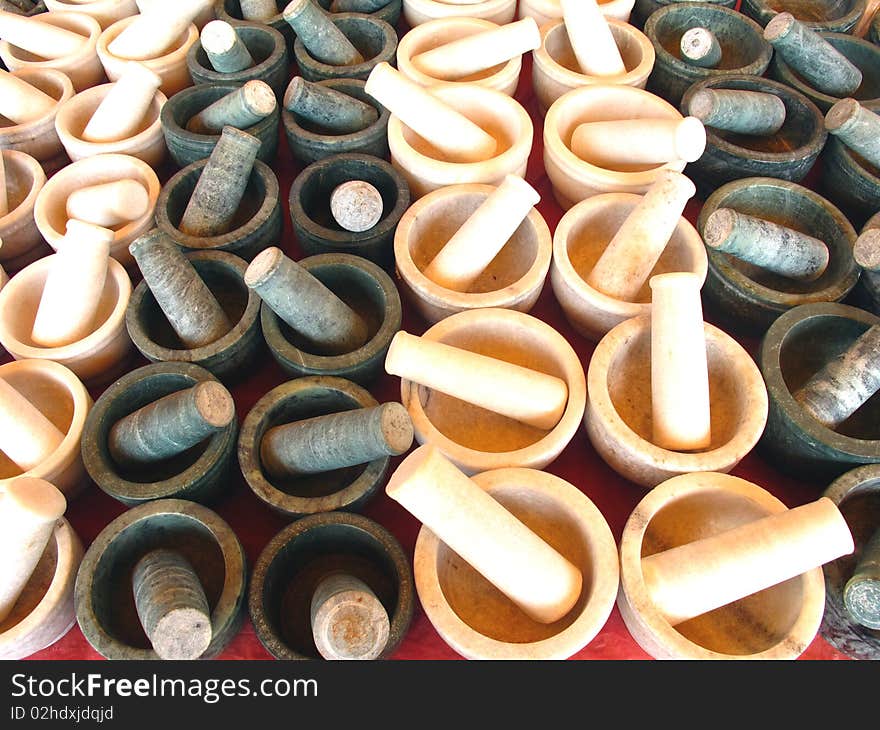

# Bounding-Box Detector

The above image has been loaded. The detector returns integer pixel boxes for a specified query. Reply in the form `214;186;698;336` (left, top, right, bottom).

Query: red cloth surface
18;45;851;661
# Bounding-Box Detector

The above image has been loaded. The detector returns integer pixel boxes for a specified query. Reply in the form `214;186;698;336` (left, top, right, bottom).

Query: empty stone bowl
238;375;391;519
44;0;138;29
680;74;827;196
282;78;390;165
0;149;49;274
0;67;74;175
618;472;830;658
289;152;409;271
644;3;772;107
532;17;655;115
54;80;167;168
81;361;239;506
0;358;91;499
260;252;402;386
414;467;619;660
585;315;768;488
33;153;160;270
696;177;860;336
126;249;263;382
758;302;880;482
769;31;880;113
74;498;247;660
403;0;516;27
550;191;707;341
294;13;397;83
631;0;736;29
186;21;289;98
160;81;279;167
155;156;281;261
395;182;552;324
248;511;414;660
399;307;586;475
741;0;865;33
519;0;636;26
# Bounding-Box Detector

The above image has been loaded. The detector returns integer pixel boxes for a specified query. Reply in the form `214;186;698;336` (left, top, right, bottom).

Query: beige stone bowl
54;82;167;168
34;153;161;270
585;314;768;488
518;0;636;26
403;0;517;27
394;183;552;324
0;11;105;92
0;254;133;385
388;84;533;199
0;149;49;274
544;84;687;210
532;18;655;115
550;192;707;341
0;359;92;499
0;68;74;177
96;15;198;97
45;0;140;30
618;471;828;659
396;17;523;96
399;307;586;474
0;515;83;660
414;467;619;659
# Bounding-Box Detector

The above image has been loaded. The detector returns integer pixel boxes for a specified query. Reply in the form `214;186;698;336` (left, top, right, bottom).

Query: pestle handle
0;69;59;125
423;175;540;292
310;572;391;660
410;17;542;81
0;477;67;625
200;20;256;74
571;117;706;168
365;62;497;164
687;88;787;137
282;0;364;66
283;76;379;134
641;497;854;627
385;330;568;432
853;228;880;272
560;0;626;77
31;220;114;348
649;272;712;452
387;444;583;625
0;376;66;472
843;527;880;630
108;0;210;60
66;179;151;228
0;10;87;59
81;62;162;144
585;171;697;302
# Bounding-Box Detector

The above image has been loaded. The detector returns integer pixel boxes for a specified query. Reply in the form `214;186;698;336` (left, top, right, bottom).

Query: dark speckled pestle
282;0;364;66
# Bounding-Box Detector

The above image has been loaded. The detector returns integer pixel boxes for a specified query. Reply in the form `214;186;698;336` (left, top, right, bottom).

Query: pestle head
244;245;286;290
4;477;67;525
241;79;277;117
763;12;799;43
679;27;721;68
854;229;880;271
674;117;707;163
329;180;384;233
200;19;239;56
824;97;863;135
66;179;151;229
190;381;236;428
844;574;880;629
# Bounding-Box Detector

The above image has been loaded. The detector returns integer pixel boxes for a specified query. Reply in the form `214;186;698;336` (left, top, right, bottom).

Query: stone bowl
214;0;294;51
630;0;736;29
820;129;880;230
741;0;866;33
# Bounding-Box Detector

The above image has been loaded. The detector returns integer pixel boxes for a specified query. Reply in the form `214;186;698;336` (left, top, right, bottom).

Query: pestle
132;548;213;660
330;0;389;10
310;572;390;660
0;69;59;124
239;0;278;21
409;17;541;82
649;272;711;452
571;117;706;168
282;0;364;67
329;180;384;233
283;76;378;134
81;62;162;143
703;208;830;281
0;376;65;471
687;88;787;137
0;477;67;625
387;444;583;625
178;126;261;237
764;13;862;98
66;180;150;228
200;20;255;74
260;401;413;480
185;81;277;135
825;98;880;170
792;323;880;429
108;381;235;468
585;171;697;302
641;496;853;627
108;0;210;60
385;330;568;431
854;229;880;272
31;220;114;348
843;527;880;630
560;0;625;78
423;175;540;293
128;229;232;348
679;27;722;69
0;9;88;59
365;62;497;164
245;246;368;355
